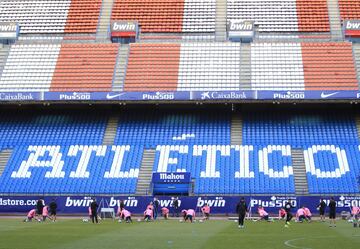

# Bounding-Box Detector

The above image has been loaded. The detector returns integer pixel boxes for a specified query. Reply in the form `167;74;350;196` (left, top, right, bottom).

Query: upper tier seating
338;0;360;21
50;44;119;92
251;42;358;90
227;0;330;32
0;0;101;34
0;44;118;92
111;0;215;33
0;44;61;92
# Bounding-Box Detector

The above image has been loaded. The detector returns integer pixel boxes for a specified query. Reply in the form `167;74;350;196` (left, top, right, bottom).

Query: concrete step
113;44;130;91
0;149;12;177
136;149;156;195
327;0;343;41
231;114;242;145
96;0;115;40
291;149;309;195
102;116;119;145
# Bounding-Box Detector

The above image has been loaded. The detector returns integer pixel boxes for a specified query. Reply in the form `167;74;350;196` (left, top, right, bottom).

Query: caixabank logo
200;91;247;100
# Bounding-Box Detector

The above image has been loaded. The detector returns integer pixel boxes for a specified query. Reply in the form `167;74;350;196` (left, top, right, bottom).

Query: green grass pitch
0;218;359;249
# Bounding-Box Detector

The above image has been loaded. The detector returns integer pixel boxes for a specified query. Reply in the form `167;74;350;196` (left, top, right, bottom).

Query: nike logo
106;93;125;99
320;92;338;98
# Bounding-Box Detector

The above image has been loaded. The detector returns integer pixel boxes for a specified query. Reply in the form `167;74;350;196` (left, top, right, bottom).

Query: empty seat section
0;44;61;92
251;43;305;90
153;145;295;194
301;42;358;90
64;0;102;33
114;111;231;147
111;0;185;33
242;111;359;146
0;0;71;34
178;43;241;91
304;145;360;194
0;0;100;34
296;0;330;32
339;0;360;21
182;0;216;32
124;44;180;91
50;44;118;92
0;145;143;194
0;111;107;147
227;0;329;33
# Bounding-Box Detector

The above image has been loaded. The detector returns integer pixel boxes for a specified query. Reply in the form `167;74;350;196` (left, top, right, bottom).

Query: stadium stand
0;44;118;92
111;0;216;33
0;44;61;92
50;43;119;92
0;111;107;147
123;42;358;91
113;111;231;147
0;110;357;195
338;0;360;21
227;0;330;33
0;0;102;34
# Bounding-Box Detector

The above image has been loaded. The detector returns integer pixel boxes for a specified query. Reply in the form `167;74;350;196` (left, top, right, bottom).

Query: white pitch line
284;238;312;249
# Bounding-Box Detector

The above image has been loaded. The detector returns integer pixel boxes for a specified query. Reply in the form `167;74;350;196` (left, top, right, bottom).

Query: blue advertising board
1;90;360;102
1;195;359;215
152;173;191;184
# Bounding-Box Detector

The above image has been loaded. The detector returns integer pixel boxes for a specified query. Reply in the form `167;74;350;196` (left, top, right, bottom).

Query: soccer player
144;207;153;221
236;197;248;229
120;209;132;223
49;199;57;222
256;206;271;222
161;207;169;219
90;198;99;224
303;206;312;222
201;204;211;220
284;199;294;228
185;209;196;223
181;209;187;221
279;208;286;220
36;198;44;221
351;206;359;222
23;209;36;222
42;205;51;222
153;197;160;220
328;197;336;227
317;198;326;222
296;207;306;223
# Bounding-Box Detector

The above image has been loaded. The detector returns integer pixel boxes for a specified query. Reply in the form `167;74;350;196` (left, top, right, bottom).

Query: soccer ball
82;218;89;222
118;219;122;223
137;218;141;222
179;219;183;222
199;220;203;223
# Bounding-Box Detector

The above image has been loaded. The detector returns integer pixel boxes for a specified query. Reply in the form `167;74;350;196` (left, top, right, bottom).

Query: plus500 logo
142;92;174;100
273;92;305;99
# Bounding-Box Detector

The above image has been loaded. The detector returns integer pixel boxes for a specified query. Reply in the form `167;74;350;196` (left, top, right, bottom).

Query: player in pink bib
279;208;286;220
185;209;195;223
24;209;36;222
144;208;153;221
121;209;132;223
296;207;306;222
201;204;211;220
42;206;50;222
256;206;271;222
161;207;169;219
303;206;312;222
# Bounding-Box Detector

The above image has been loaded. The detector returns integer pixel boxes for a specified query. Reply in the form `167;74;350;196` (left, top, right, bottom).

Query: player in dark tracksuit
328;197;337;227
284;199;294;227
90;198;99;224
317;198;326;222
236;197;248;229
